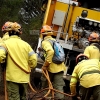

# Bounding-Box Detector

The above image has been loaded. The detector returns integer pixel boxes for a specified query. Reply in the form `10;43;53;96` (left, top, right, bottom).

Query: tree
0;0;43;49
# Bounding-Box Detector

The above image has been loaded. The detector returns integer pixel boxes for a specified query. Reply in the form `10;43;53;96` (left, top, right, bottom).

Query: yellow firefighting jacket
42;36;66;73
2;32;9;41
70;59;100;95
84;44;100;59
0;37;2;42
0;35;37;83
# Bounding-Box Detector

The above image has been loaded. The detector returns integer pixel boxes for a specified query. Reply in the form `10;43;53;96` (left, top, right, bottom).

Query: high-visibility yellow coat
42;36;66;73
70;59;100;95
84;44;100;59
0;35;37;83
2;32;9;41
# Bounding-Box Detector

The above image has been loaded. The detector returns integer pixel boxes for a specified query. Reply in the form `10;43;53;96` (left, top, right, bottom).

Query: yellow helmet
2;21;13;32
12;22;22;34
40;25;53;35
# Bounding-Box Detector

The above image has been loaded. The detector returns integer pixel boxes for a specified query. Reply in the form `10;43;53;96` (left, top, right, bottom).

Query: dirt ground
27;86;73;100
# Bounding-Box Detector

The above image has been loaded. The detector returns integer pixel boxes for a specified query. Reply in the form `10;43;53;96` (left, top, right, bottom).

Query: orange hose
28;69;75;99
28;82;37;93
42;69;72;98
42;70;54;98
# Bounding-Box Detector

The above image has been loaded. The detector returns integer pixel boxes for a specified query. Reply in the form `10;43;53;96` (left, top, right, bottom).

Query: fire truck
34;0;100;93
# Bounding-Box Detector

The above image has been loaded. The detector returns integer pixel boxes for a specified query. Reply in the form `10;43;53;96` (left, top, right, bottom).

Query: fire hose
28;68;80;100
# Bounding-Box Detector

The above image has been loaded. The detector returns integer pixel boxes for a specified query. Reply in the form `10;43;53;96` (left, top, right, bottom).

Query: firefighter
0;22;37;100
70;53;100;100
84;32;100;59
40;25;66;99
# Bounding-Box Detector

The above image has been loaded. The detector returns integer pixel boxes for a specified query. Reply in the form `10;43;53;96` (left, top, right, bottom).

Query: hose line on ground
28;69;75;100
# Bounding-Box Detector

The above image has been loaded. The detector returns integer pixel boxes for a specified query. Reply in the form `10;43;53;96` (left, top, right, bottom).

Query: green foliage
0;0;44;49
0;0;23;21
0;0;24;35
0;0;43;33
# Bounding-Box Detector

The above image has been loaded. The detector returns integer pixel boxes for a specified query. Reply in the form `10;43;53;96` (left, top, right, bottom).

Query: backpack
47;39;65;64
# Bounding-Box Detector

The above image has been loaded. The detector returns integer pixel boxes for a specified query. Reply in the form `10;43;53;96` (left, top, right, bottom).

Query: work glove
42;61;50;71
42;66;47;71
